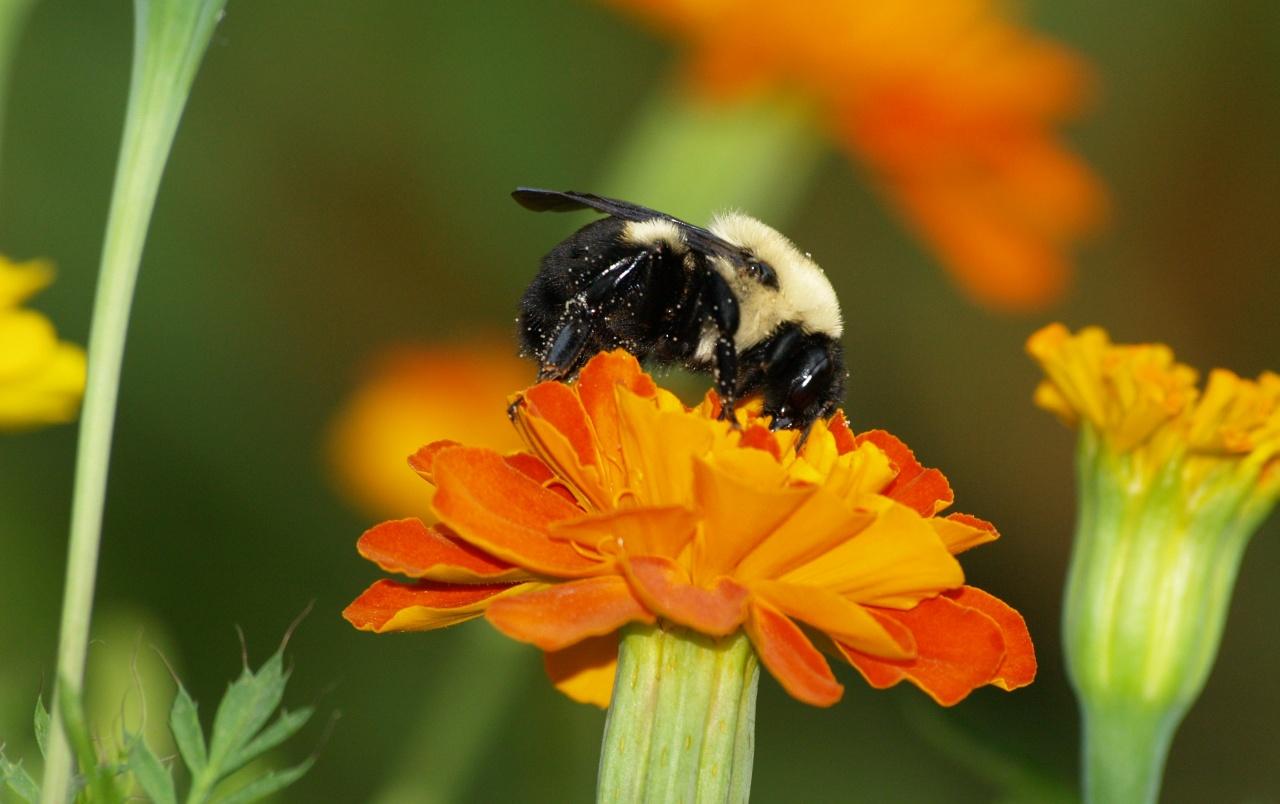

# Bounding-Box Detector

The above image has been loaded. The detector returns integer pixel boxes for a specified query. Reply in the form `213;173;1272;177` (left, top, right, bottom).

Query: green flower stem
598;85;825;224
1064;427;1260;804
598;623;759;804
40;1;225;801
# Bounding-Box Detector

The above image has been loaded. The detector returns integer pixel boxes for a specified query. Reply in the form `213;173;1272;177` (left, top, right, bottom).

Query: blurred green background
2;1;1278;801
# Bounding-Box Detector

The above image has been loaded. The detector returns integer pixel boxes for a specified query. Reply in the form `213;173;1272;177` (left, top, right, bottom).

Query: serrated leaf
205;649;288;775
56;679;124;804
170;683;208;774
227;707;313;771
0;756;40;802
209;757;314;804
126;736;176;804
33;697;50;759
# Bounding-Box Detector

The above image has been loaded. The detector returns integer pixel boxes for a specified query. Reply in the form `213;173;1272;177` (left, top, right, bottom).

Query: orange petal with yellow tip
343;579;530;633
357;518;534;583
855;430;953;516
486;576;654;651
430;446;600;577
407;440;462;484
841;595;1007;706
544;634;619;708
550;505;698;558
623;556;749;636
745;600;843;707
576;350;659;451
946;586;1036;690
933;513;1000;555
827;410;858;453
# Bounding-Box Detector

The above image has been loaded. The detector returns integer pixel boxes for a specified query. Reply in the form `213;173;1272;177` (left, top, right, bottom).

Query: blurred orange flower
345;350;1034;707
603;0;1108;310
327;341;530;521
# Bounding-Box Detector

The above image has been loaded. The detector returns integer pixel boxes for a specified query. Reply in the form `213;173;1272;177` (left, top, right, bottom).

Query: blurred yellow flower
0;256;85;429
604;0;1107;310
327;341;531;521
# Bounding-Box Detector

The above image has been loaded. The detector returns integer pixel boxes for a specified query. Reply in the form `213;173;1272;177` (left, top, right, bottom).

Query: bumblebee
514;188;845;431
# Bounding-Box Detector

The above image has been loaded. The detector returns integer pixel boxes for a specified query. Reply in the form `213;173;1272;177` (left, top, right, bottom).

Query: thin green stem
1080;704;1174;804
40;1;226;801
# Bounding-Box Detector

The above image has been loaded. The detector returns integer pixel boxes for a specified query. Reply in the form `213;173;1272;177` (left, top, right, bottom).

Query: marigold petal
616;388;717;508
745;600;843;707
841;595;1007;706
734;488;876;582
356;518;533;583
623;555;749;636
782;499;963;607
828;410;858;454
577;349;659;460
544;634;619;708
692;454;815;576
486;576;654;651
945;586;1036;690
855;430;954;515
513;409;610;508
520;381;600;469
431;446;600;576
407;440;461;483
550;505;698;558
932;513;1000;555
750;579;911;659
343;579;530;633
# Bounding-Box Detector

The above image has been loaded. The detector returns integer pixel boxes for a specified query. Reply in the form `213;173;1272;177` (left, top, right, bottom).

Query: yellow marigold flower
602;0;1107;310
326;341;529;521
1028;323;1280;804
0;256;85;429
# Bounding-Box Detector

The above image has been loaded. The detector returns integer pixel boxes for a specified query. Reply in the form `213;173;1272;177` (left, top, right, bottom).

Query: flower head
1028;323;1280;802
327;341;529;521
602;0;1107;310
346;350;1034;707
0;256;85;429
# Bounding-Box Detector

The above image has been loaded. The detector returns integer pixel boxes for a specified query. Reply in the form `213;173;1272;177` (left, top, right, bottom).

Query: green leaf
227;707;313;771
33;696;49;759
56;679;125;804
0;755;40;802
205;649;288;776
170;683;208;774
126;736;177;804
208;757;315;804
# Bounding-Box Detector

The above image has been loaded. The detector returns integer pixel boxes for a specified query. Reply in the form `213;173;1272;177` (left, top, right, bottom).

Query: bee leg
539;251;656;380
702;272;741;425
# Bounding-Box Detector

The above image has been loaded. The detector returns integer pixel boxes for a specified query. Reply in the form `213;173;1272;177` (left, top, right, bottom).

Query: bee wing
512;188;776;286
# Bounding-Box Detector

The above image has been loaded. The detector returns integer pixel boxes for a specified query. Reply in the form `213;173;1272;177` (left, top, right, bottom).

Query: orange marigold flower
345;350;1034;708
601;0;1107;310
327;341;529;521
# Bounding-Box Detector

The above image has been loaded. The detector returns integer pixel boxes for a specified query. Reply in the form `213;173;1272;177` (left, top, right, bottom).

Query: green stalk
598;623;759;803
40;1;226;800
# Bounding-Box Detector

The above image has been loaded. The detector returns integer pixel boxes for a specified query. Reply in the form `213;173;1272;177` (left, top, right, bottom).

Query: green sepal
170;684;209;775
208;757;316;804
0;754;40;802
125;734;177;804
33;696;50;759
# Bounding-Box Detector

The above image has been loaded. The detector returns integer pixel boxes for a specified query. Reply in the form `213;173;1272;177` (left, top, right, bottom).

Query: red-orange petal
854;430;954;516
408;439;461;483
576;350;658;463
840;595;1006;706
343;579;524;632
520;381;599;469
431;446;601;576
486;575;654;651
945;586;1036;690
745;600;844;707
544;634;619;708
356;518;533;583
623;556;749;636
828;410;858;454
